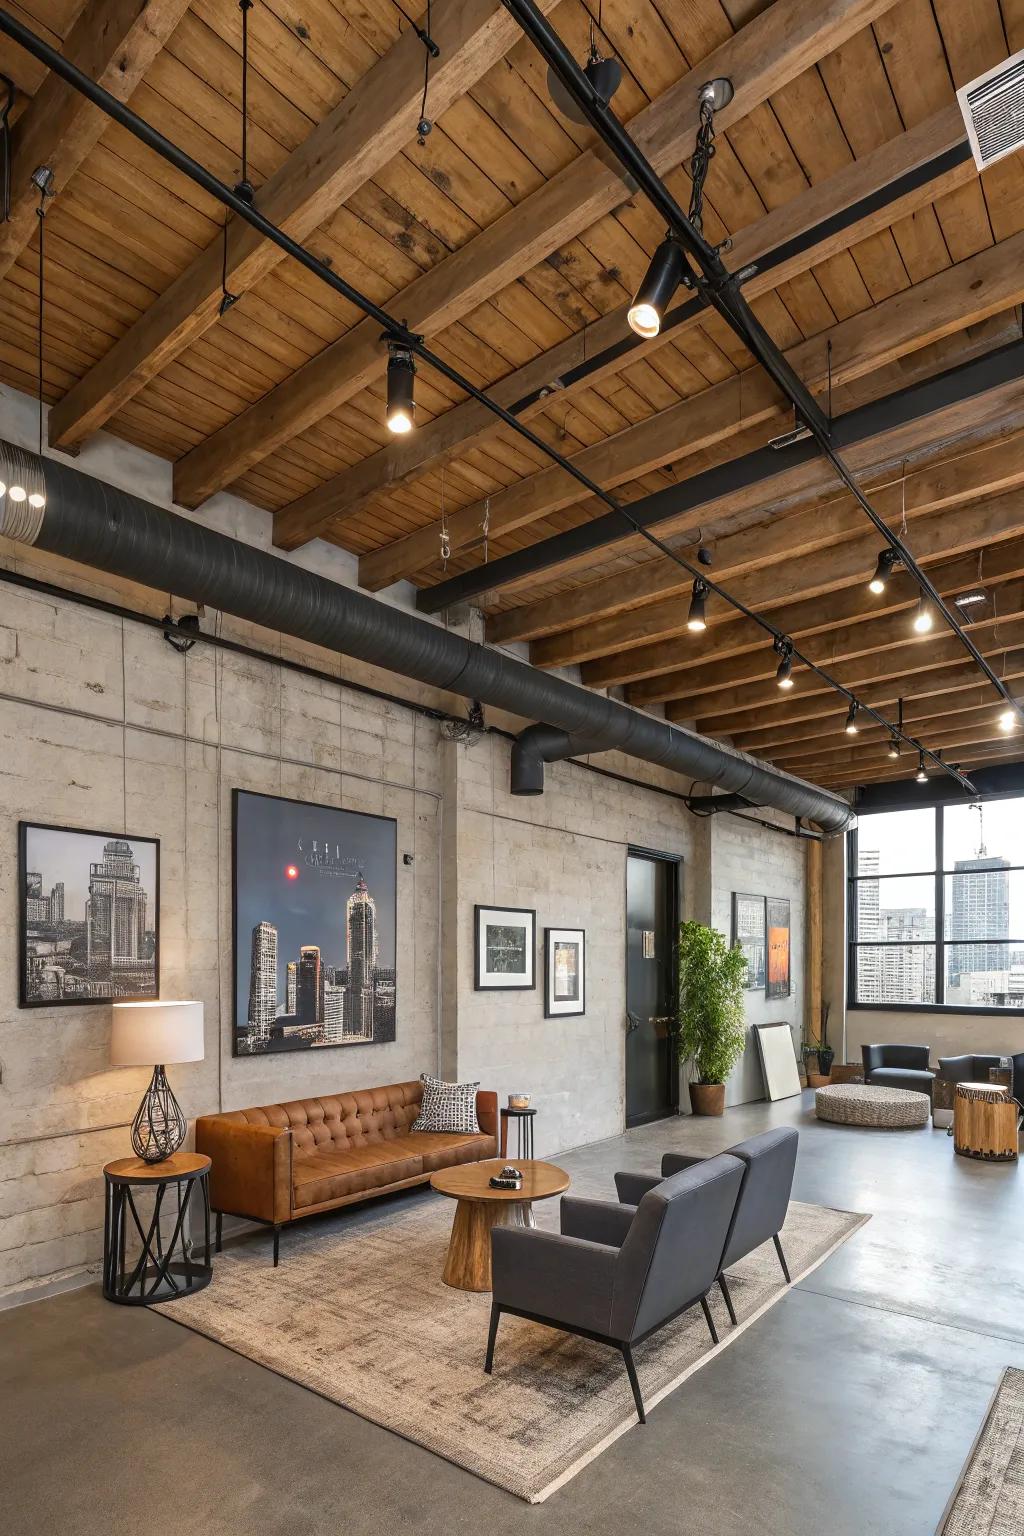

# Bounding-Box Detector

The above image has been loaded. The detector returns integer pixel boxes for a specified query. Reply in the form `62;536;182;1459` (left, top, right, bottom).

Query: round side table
103;1152;212;1305
500;1106;537;1160
430;1158;570;1291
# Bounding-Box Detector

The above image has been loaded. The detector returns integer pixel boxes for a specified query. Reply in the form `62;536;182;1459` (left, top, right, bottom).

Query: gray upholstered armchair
615;1127;798;1325
862;1043;935;1097
486;1154;745;1423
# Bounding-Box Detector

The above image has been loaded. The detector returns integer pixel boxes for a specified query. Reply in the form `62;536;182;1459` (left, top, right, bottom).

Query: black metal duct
0;444;853;832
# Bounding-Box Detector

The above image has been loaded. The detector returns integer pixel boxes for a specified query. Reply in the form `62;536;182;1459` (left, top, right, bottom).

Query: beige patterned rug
156;1192;867;1502
938;1367;1024;1534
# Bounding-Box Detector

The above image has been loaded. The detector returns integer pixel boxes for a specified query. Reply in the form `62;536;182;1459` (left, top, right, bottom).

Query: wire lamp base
131;1064;187;1162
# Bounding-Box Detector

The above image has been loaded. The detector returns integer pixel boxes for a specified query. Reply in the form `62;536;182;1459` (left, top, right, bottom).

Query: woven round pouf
815;1083;930;1129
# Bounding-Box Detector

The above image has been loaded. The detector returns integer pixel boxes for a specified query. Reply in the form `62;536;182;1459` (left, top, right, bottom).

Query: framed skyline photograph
233;789;397;1057
19;822;159;1007
474;905;536;990
732;891;766;992
545;927;585;1017
766;896;792;1000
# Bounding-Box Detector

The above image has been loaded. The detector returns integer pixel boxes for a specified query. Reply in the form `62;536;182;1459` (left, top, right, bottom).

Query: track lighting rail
0;5;984;790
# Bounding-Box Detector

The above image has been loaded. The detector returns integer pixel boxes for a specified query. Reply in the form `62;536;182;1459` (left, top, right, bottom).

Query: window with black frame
848;796;1024;1012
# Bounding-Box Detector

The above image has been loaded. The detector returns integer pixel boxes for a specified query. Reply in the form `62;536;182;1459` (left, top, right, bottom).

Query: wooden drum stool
953;1082;1019;1163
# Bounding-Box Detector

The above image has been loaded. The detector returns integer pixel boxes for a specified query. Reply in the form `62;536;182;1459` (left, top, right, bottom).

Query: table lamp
111;1001;205;1162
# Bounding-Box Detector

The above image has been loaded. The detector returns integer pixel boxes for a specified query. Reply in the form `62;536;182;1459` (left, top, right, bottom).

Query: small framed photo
732;892;766;991
545;927;585;1017
474;905;536;990
19;821;160;1007
766;895;792;1000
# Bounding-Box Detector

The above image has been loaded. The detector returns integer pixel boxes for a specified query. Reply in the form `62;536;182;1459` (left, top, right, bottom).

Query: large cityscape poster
233;790;397;1057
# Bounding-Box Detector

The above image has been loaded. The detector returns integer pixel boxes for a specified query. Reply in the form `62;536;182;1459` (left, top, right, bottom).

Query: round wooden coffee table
430;1158;570;1291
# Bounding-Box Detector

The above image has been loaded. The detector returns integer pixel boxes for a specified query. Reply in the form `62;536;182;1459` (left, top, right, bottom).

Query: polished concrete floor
3;1093;1023;1535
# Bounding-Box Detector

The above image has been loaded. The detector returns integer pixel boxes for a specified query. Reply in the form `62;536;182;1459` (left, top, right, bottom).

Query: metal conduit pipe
0;444;854;832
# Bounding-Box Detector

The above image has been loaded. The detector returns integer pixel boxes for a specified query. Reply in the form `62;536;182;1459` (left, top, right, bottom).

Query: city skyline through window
849;795;1024;1011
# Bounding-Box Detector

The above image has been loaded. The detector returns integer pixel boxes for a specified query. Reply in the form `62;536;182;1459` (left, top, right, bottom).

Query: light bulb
626;301;661;339
28;491;45;508
912;597;934;634
627;237;686;341
9;485;26;502
999;709;1017;733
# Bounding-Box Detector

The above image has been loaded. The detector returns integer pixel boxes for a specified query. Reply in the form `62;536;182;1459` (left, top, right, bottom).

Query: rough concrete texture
1;1093;1021;1536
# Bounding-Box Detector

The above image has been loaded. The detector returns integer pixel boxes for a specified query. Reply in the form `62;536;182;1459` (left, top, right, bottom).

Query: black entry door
625;850;680;1128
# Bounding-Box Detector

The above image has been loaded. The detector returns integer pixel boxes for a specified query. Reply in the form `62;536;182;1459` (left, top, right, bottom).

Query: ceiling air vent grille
957;49;1024;170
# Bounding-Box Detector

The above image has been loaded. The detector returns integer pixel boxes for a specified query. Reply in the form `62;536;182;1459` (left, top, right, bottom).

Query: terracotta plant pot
689;1082;726;1116
807;1071;831;1089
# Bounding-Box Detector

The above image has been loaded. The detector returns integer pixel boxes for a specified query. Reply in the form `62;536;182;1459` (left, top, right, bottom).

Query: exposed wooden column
0;0;193;282
171;0;903;510
805;839;823;1050
45;0;548;453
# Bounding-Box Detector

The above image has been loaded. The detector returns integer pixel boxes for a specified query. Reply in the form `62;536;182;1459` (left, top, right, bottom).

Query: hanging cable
0;74;14;222
32;166;54;464
687;84;716;235
393;0;439;143
220;0;254;317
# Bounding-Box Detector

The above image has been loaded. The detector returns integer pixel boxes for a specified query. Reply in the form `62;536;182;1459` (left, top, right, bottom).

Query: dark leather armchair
614;1128;798;1324
862;1043;935;1097
486;1154;745;1424
937;1053;1002;1085
1012;1054;1024;1110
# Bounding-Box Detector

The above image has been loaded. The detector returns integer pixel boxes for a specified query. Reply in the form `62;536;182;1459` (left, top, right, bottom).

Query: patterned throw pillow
412;1073;480;1134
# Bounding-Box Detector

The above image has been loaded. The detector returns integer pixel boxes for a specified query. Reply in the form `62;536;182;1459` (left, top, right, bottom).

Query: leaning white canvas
754;1022;802;1101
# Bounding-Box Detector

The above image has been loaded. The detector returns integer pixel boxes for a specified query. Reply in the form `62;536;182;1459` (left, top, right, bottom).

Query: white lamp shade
111;1000;205;1067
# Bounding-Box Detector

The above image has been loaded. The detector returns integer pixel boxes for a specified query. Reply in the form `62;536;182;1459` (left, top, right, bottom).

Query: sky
234;791;397;1018
856;798;1024;939
24;826;157;923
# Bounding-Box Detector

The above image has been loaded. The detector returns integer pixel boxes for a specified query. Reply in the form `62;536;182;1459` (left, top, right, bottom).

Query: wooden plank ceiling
2;0;1024;794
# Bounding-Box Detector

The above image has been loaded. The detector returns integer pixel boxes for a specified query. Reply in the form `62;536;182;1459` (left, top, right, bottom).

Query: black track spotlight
774;637;794;690
547;40;622;125
385;337;416;434
915;751;928;784
686;577;709;633
628;235;686;339
844;700;859;735
886;734;900;759
868;548;896;595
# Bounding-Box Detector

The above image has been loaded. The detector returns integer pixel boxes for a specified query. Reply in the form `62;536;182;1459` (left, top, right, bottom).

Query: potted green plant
676;921;748;1116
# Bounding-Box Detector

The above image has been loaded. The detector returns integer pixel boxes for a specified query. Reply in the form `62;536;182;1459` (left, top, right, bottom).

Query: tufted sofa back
218;1079;425;1156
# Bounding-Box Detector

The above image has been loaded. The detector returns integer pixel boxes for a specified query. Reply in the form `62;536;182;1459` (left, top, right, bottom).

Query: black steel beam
417;340;1024;612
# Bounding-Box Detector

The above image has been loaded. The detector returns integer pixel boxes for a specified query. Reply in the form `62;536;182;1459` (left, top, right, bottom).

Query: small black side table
103;1152;212;1305
500;1106;537;1160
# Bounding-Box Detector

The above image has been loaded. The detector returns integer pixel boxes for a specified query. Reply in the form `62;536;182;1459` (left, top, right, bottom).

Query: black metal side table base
500;1107;537;1160
103;1153;212;1306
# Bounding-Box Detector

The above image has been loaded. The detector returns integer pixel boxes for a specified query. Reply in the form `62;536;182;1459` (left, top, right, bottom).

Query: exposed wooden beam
272;101;972;563
772;706;1021;774
666;616;1024;725
0;0;193;283
425;335;1024;614
529;429;1024;676
45;0;546;453
397;223;1024;598
171;0;901;509
812;738;1024;788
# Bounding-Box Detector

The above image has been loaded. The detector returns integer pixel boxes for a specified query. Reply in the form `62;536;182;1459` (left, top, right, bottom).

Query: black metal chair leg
773;1232;791;1284
484;1303;501;1374
621;1344;646;1424
272;1224;281;1267
718;1273;737;1327
700;1292;720;1346
215;1211;223;1252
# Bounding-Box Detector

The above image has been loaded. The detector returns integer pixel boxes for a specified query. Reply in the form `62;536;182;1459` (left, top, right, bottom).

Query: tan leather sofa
196;1079;498;1264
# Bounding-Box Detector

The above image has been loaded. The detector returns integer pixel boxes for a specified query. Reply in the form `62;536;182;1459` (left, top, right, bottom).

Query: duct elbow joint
510;723;573;796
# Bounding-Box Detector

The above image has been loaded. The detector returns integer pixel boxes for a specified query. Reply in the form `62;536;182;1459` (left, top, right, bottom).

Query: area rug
155;1193;867;1502
937;1367;1024;1534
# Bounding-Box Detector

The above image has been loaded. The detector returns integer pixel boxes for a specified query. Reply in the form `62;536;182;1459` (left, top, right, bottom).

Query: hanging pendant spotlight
915;752;928;783
774;636;794;690
887;735;900;759
686;577;709;633
385;336;416;434
998;707;1018;733
627;235;687;339
546;3;622;125
912;594;934;633
868;548;897;594
844;701;859;735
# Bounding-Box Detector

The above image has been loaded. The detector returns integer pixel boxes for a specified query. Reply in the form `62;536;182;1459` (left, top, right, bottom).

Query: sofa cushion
412;1073;480;1134
868;1066;934;1096
292;1143;423;1210
385;1130;498;1173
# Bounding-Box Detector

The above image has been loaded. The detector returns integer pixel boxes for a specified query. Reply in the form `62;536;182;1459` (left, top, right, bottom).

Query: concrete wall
0;387;809;1306
822;834;1022;1066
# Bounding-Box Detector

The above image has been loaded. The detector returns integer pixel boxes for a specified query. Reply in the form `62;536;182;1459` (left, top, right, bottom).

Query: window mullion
935;804;944;1006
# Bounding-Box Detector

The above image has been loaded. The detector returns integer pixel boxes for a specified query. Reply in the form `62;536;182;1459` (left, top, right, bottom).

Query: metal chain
439;465;450;569
481;496;490;564
687;94;716;235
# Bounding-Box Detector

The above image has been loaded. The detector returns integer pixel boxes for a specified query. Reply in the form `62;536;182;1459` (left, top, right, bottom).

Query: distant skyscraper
285;960;297;1015
947;855;1010;985
86;839;147;974
373;967;396;1043
247;921;278;1044
345;874;377;1038
323;981;346;1044
297;946;323;1026
24;872;63;926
